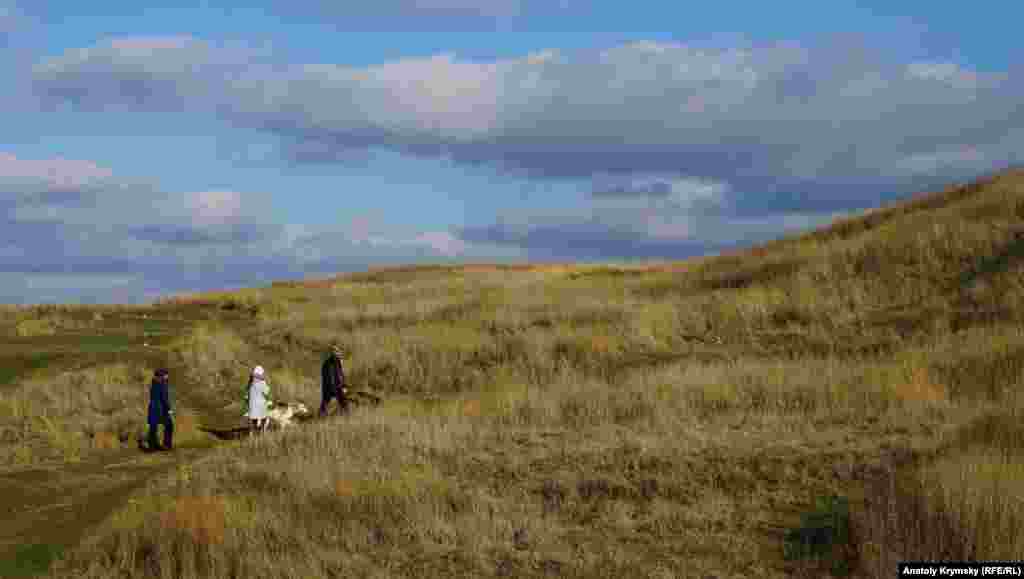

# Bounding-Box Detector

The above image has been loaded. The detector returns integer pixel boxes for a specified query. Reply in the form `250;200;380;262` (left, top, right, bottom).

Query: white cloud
184;190;243;225
359;54;502;136
592;175;730;208
347;228;468;256
415;231;467;256
906;61;983;89
645;217;694;240
669;179;729;206
0;152;114;193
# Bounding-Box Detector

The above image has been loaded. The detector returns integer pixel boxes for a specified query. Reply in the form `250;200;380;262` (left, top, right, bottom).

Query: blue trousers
147;416;174;450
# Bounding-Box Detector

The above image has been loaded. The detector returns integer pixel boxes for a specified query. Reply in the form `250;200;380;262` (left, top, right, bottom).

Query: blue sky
2;0;1022;303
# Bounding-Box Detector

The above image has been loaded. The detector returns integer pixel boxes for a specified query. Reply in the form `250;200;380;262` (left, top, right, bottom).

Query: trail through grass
0;310;246;575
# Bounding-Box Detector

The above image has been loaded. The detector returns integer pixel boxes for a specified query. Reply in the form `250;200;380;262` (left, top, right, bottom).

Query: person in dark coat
147;368;174;451
319;345;349;417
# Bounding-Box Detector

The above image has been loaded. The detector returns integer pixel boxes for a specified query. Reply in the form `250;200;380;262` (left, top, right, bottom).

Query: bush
784;495;854;576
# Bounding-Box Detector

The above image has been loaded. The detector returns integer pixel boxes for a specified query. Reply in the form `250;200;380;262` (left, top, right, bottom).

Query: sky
2;0;1022;304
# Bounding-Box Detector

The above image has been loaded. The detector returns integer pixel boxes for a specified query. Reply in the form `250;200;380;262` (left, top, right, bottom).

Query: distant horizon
3;0;1022;304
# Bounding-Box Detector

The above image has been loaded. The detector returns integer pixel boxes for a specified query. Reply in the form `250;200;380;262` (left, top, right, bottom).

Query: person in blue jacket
147;368;174;451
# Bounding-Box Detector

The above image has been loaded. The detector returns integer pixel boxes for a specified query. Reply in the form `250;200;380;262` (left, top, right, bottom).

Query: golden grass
891;366;949;405
0;363;152;466
49;354;969;578
159;495;228;546
14;317;59;337
169;409;211;449
32;169;1024;577
920;449;1024;558
91;430;120;450
170;323;253;402
0;363;213;466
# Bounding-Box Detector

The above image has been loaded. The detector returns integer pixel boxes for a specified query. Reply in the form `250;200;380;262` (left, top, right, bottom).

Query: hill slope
4;168;1024;578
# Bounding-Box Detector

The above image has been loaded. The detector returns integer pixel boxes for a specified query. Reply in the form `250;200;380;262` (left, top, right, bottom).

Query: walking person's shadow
198;426;253;441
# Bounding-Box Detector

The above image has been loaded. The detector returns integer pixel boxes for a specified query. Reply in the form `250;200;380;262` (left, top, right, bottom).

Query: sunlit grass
15;168;1024;577
0;364;151;466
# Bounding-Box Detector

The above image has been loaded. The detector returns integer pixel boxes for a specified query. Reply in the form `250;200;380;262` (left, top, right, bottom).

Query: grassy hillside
0;305;232;469
5;168;1024;577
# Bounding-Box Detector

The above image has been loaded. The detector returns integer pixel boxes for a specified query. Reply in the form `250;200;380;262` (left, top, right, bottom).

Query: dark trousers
249;418;267;436
147;416;174;450
319;388;350;417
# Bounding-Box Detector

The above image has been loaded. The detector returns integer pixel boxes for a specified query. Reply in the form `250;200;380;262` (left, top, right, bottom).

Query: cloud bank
33;36;1023;200
0;151;500;303
12;35;1024;301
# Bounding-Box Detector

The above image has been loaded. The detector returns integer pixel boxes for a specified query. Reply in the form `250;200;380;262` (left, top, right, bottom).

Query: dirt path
0;446;209;576
0;342;243;577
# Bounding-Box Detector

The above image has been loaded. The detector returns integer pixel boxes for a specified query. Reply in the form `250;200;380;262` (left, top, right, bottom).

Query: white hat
253;366;265;377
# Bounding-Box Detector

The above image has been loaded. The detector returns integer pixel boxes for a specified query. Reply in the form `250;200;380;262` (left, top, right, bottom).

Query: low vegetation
3;168;1023;577
0;362;214;468
0;364;151;466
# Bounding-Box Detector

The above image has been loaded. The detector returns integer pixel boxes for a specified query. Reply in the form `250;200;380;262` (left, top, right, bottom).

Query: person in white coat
247;365;272;435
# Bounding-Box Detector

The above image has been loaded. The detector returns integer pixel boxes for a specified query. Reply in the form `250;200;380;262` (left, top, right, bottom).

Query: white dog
263;401;310;430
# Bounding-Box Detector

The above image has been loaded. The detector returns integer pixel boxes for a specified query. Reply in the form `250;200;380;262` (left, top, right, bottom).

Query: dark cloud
457;205;843;260
12;187;97;206
0;258;156;276
713;188;900;218
127;223;281;246
457;221;712;261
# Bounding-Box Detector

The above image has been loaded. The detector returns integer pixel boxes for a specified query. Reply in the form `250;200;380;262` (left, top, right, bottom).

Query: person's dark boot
319;393;331;418
147;425;160;452
162;419;174;450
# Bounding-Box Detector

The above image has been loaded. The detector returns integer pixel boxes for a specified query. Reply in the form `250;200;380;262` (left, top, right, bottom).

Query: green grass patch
0;353;59;387
0;543;63;577
66;334;138;353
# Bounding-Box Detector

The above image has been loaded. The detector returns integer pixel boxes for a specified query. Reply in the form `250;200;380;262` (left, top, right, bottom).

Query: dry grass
32;169;1024;577
0;363;211;467
0;364;150;466
6;310;127;337
53;356;966;578
14;317;60;337
919;449;1024;557
159;495;228;546
170;323;254;403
